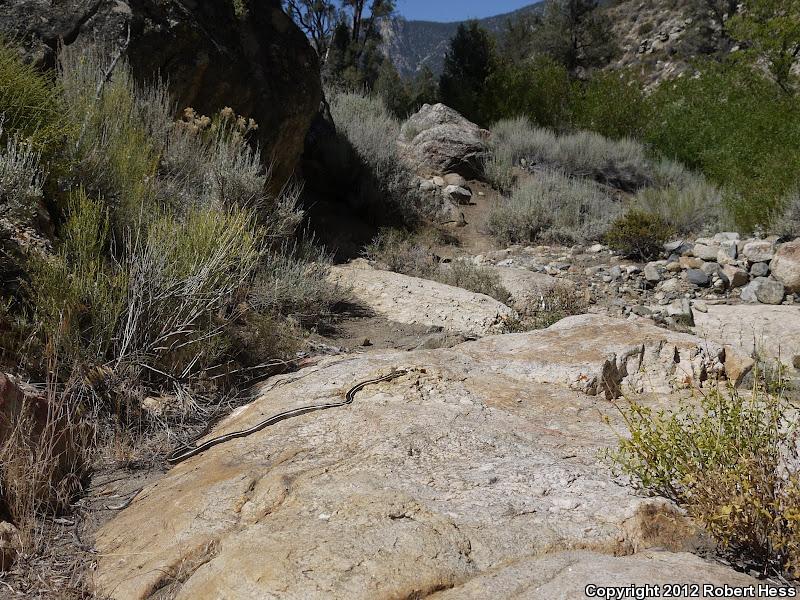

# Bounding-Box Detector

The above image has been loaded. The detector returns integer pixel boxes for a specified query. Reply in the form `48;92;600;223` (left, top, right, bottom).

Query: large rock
485;267;576;315
771;238;800;293
328;260;516;337
693;305;800;372
398;104;488;179
93;315;751;599
431;550;758;599
0;0;321;185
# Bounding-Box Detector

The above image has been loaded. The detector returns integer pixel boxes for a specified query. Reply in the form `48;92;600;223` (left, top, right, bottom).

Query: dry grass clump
487;169;620;245
488;117;653;192
364;228;511;303
609;370;800;579
632;177;727;236
326;88;423;225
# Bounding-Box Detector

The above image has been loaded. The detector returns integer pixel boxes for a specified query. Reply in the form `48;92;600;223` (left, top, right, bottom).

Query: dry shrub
609;372;800;578
487;169;620;245
364;228;512;303
0;373;95;552
633;177;727;236
488;117;654;192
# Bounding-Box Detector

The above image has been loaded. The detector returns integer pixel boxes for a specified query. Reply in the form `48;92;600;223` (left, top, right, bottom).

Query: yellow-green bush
0;40;69;154
604;209;672;260
610;378;800;578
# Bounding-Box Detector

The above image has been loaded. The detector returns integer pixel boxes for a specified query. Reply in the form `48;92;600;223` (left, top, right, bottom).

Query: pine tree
439;21;495;124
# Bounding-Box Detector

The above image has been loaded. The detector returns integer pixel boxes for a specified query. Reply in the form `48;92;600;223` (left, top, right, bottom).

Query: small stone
685;269;709;286
716;240;737;264
444;185;472;205
644;262;662;282
750;262;769;277
692;300;708;313
443;173;468;187
679;256;703;270
631;305;652;316
432;176;445;187
771;239;800;293
742;240;775;263
0;521;19;570
665;261;681;273
713;232;740;242
700;261;721;276
663;239;685;253
660;278;681;293
722;265;749;288
419;179;436;191
692;243;719;261
608;265;622;280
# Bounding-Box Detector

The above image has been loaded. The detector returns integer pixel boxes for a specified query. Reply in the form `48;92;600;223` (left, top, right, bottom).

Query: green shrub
484;55;572;128
570;70;648;140
487;169;620;245
609;378;800;578
645;60;800;230
327;88;422;225
604;209;672;260
0;40;68;153
633;178;727;235
0;123;46;224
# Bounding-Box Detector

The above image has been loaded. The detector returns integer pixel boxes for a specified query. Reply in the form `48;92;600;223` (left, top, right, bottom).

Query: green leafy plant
604;209;671;260
609;375;800;578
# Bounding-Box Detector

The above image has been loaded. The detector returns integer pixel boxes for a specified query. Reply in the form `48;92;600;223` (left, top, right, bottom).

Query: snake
166;369;408;465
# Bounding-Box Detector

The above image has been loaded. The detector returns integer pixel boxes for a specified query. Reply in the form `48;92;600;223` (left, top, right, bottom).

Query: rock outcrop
398;104;488;179
93;315;754;599
0;0;321;185
693;305;800;373
327;260;516;337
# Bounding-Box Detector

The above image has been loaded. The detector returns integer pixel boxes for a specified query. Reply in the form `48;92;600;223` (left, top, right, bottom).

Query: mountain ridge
379;2;543;78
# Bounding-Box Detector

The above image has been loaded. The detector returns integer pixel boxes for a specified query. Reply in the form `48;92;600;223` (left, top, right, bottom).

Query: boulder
741;277;785;305
443;173;468;188
694;305;800;372
685;269;709;286
484;267;576;315
398;104;488;179
327;260;516;337
771;239;800;293
443;185;472;205
644;262;662;283
0;0;322;186
431;550;757;599
721;265;749;288
750;262;770;277
93;316;747;599
691;243;719;261
742;240;775;263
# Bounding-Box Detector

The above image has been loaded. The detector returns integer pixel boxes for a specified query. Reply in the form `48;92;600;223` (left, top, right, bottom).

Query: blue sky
395;0;534;22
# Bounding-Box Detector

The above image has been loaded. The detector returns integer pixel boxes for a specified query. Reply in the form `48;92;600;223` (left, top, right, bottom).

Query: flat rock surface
693;304;800;371
93;315;755;599
328;260;516;337
484;266;573;313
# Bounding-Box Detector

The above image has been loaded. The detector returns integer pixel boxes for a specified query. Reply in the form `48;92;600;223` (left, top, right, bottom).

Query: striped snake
167;369;408;464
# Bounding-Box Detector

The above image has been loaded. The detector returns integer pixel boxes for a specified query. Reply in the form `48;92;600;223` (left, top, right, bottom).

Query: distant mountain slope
379;3;543;78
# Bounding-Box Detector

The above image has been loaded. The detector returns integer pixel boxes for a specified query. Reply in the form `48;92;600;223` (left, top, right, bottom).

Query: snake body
167;369;407;464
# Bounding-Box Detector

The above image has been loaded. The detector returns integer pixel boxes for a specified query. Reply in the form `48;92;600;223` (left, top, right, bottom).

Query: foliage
484;55;572;128
532;0;619;73
327;88;422;224
646;59;800;230
283;0;339;58
604;209;672;260
0;40;69;154
487;169;619;245
570;70;648;140
439;21;496;125
488;117;654;192
728;0;800;93
772;188;800;239
633;177;727;235
609;378;800;578
0;124;46;224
